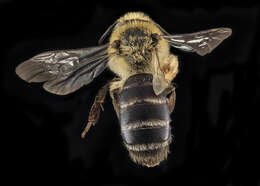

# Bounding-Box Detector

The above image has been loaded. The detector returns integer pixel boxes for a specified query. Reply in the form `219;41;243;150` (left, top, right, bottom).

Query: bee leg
166;84;176;113
109;78;122;118
109;88;120;118
81;83;109;138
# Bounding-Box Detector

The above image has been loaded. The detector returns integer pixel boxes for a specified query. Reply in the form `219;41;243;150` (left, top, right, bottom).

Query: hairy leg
109;78;122;118
81;83;109;138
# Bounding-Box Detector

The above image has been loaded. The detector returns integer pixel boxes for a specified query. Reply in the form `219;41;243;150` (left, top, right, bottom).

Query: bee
15;12;232;167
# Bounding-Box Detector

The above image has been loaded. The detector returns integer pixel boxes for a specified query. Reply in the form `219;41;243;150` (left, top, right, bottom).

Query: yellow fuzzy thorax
109;21;162;42
107;12;171;88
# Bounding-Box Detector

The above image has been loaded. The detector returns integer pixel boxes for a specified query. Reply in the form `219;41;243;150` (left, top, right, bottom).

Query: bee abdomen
119;73;172;167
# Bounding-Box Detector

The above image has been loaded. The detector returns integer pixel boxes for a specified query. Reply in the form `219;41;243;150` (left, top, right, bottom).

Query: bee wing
163;27;232;56
16;44;109;95
152;49;170;95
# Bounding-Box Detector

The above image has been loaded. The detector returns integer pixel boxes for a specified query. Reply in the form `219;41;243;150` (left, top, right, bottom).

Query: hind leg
109;78;123;118
81;83;109;138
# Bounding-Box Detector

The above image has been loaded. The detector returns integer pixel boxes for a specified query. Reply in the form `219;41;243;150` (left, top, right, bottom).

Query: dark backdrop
2;0;260;185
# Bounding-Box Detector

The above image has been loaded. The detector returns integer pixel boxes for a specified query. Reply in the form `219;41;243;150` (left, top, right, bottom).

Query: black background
2;0;260;185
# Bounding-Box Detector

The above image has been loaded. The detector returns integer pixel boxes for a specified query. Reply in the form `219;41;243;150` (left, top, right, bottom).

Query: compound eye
151;33;160;46
111;40;120;49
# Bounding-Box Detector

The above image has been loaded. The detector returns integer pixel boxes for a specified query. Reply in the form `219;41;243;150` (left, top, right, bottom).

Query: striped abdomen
119;73;172;167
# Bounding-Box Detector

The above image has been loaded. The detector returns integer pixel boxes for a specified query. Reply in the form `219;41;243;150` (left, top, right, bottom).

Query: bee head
111;28;160;66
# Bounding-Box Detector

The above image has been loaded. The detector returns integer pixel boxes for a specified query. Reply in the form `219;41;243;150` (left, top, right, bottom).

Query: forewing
16;44;109;95
163;27;232;56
